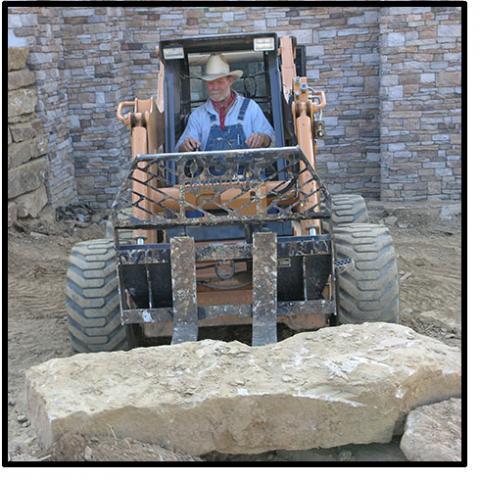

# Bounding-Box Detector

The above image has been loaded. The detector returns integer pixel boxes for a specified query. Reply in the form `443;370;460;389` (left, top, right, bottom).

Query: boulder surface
26;323;461;456
400;398;462;462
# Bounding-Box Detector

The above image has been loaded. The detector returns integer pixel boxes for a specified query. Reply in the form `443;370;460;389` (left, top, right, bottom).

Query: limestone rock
8;47;29;71
8;156;48;199
8;69;35;91
26;323;461;456
8;88;37;117
16;184;48;218
400;398;461;462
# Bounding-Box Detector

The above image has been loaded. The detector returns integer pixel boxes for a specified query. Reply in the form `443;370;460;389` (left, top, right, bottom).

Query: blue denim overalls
205;98;250;176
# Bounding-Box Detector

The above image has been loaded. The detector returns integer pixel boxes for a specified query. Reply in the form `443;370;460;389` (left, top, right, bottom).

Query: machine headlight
253;37;275;51
163;47;185;60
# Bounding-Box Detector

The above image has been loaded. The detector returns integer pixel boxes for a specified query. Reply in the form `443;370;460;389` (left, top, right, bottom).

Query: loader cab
159;33;287;153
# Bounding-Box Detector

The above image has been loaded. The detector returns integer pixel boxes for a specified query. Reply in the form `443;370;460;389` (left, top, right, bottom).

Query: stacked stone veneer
7;6;462;208
8;9;77;208
8;47;50;225
379;6;462;200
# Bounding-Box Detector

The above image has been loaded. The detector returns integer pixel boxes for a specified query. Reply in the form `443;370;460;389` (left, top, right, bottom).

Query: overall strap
208;111;217;123
238;98;250;122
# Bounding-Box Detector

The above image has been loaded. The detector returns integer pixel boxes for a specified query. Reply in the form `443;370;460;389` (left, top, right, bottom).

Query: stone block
8;88;37;117
8;13;37;28
387;85;403;99
26;323;461;455
438;24;461;38
16;184;48;218
382;75;399;87
8;69;35;91
8;47;29;71
438;71;461;87
315;30;336;40
10;118;44;142
307;45;325;57
420;73;435;83
387;32;405;47
8;156;48;199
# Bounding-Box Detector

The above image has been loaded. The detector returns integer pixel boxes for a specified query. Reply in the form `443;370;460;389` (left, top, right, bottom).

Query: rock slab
26;323;461;456
400;398;462;462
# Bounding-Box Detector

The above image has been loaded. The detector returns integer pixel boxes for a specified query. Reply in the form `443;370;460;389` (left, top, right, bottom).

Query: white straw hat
198;54;243;81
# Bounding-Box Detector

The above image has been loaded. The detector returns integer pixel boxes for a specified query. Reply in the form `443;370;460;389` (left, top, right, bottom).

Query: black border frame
3;0;467;468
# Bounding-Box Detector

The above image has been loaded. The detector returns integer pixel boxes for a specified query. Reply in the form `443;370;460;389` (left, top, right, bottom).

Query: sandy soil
7;202;462;462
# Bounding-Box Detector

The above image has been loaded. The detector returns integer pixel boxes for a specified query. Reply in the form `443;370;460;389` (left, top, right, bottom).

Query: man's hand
179;137;201;152
246;133;271;149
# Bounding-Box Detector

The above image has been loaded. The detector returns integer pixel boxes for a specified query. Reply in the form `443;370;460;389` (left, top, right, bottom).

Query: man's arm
175;112;202;152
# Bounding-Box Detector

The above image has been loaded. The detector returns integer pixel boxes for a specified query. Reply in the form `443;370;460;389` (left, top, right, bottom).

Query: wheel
65;238;137;352
323;194;369;231
333;223;399;324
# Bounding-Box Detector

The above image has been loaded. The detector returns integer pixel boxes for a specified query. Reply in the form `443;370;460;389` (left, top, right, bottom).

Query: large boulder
26;323;461;456
400;398;462;462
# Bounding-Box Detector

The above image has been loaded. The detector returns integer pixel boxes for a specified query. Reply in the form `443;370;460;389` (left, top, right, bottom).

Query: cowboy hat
198;54;243;82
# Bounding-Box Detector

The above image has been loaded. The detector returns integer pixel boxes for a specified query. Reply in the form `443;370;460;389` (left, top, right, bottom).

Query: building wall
7;5;462;208
8;7;77;207
379;6;462;200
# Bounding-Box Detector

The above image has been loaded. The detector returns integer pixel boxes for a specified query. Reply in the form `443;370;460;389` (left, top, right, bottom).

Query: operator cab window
162;35;285;153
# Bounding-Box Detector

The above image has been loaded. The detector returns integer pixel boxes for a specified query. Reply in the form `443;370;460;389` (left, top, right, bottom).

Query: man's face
206;76;235;102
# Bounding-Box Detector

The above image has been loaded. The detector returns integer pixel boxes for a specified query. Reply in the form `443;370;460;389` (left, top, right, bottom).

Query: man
176;54;275;152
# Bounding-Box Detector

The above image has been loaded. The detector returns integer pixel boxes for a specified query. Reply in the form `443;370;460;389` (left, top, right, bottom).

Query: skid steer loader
65;33;399;352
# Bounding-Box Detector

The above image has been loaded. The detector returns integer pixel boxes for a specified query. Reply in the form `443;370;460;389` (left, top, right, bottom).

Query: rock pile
26;323;461;456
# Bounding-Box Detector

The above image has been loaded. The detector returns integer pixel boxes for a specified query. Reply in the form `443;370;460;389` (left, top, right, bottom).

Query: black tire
333;223;399;324
324;194;369;231
65;239;136;352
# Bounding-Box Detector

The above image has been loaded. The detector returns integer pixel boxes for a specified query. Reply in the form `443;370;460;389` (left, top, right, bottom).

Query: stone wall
8;47;50;225
379;6;462;200
8;7;77;208
61;6;133;209
7;6;463;208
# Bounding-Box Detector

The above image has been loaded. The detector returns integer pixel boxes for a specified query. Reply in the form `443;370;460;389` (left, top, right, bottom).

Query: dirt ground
7;201;462;462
